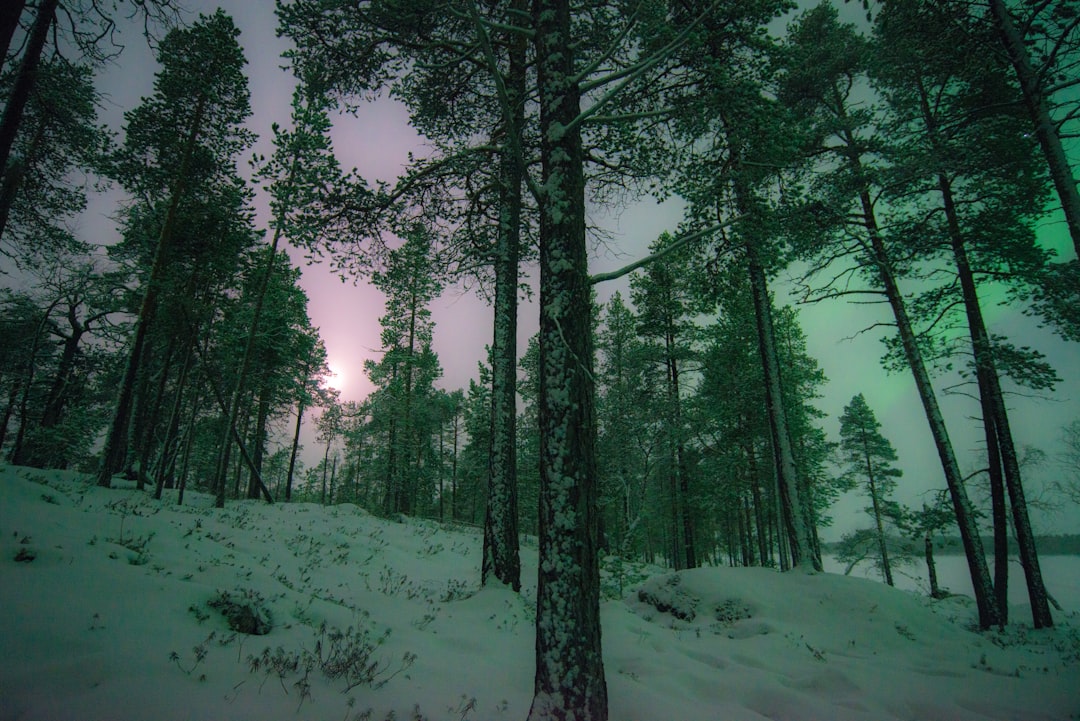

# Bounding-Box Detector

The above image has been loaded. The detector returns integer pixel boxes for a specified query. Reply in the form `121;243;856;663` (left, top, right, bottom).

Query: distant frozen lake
823;554;1080;617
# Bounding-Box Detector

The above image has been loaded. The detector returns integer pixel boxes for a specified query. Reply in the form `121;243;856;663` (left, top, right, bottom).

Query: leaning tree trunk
989;0;1080;258
979;381;1009;621
941;175;1053;628
527;0;607;717
0;0;26;63
854;183;1001;629
8;297;60;466
867;472;894;587
155;336;196;499
0;0;57;242
97;96;206;487
746;241;816;571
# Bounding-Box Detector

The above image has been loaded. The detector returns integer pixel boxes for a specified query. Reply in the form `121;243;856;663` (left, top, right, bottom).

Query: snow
2;464;1078;720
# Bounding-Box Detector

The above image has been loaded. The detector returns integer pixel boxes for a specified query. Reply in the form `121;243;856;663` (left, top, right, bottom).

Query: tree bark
925;533;943;599
940;174;1053;627
989;0;1080;258
482;0;525;592
8;297;60;465
856;184;1000;628
0;0;57;241
286;391;306;502
0;0;26;64
867;471;893;587
746;242;816;571
527;0;607;717
155;336;195;499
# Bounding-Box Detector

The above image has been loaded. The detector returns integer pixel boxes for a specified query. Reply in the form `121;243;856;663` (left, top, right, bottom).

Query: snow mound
1;466;1077;721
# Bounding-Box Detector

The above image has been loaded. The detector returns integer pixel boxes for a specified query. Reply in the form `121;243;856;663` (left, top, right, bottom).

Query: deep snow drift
1;465;1077;720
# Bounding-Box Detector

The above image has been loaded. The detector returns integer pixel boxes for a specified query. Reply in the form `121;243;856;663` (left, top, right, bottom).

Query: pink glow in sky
78;0;1080;538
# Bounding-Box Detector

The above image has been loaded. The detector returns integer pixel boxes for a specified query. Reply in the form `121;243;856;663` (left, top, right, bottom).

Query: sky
2;467;1078;720
78;0;1080;539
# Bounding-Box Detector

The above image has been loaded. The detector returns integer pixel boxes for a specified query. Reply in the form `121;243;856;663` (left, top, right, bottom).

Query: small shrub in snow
208;588;272;635
600;555;652;600
713;599;752;626
245;621;415;699
170;631;215;678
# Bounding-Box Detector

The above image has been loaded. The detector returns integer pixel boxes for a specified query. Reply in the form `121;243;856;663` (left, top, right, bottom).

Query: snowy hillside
2;465;1078;721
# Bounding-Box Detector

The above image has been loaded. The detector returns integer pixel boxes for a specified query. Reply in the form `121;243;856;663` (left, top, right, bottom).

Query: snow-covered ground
2;465;1077;721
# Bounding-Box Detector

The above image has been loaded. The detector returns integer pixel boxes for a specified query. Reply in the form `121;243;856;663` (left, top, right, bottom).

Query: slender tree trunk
320;436;330;504
0;0;57;242
9;298;59;465
452;408;459;521
155;336;195;499
940;175;1053;627
853;183;1000;628
989;0;1080;258
665;328;696;570
39;310;85;433
528;0;607;716
247;385;271;499
0;115;46;252
482;0;525;590
193;342;273;503
925;533;942;599
286;391;306;502
97;96;207;487
981;368;1010;621
867;472;893;587
746;242;815;571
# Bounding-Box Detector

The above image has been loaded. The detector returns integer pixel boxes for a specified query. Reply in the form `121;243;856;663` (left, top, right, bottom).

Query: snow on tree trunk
482;5;525;590
527;0;607;717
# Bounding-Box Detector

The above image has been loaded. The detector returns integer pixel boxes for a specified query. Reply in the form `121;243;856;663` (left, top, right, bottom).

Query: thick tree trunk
0;0;57;242
0;0;26;63
527;0;607;717
989;0;1080;258
481;0;525;591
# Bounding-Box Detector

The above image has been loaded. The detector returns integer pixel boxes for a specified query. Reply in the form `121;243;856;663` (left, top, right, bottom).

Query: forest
2;0;1079;719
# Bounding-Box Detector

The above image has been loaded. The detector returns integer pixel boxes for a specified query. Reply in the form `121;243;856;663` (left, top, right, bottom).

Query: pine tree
838;393;904;586
97;10;255;488
777;2;1001;628
631;232;700;570
871;0;1054;627
365;228;443;516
